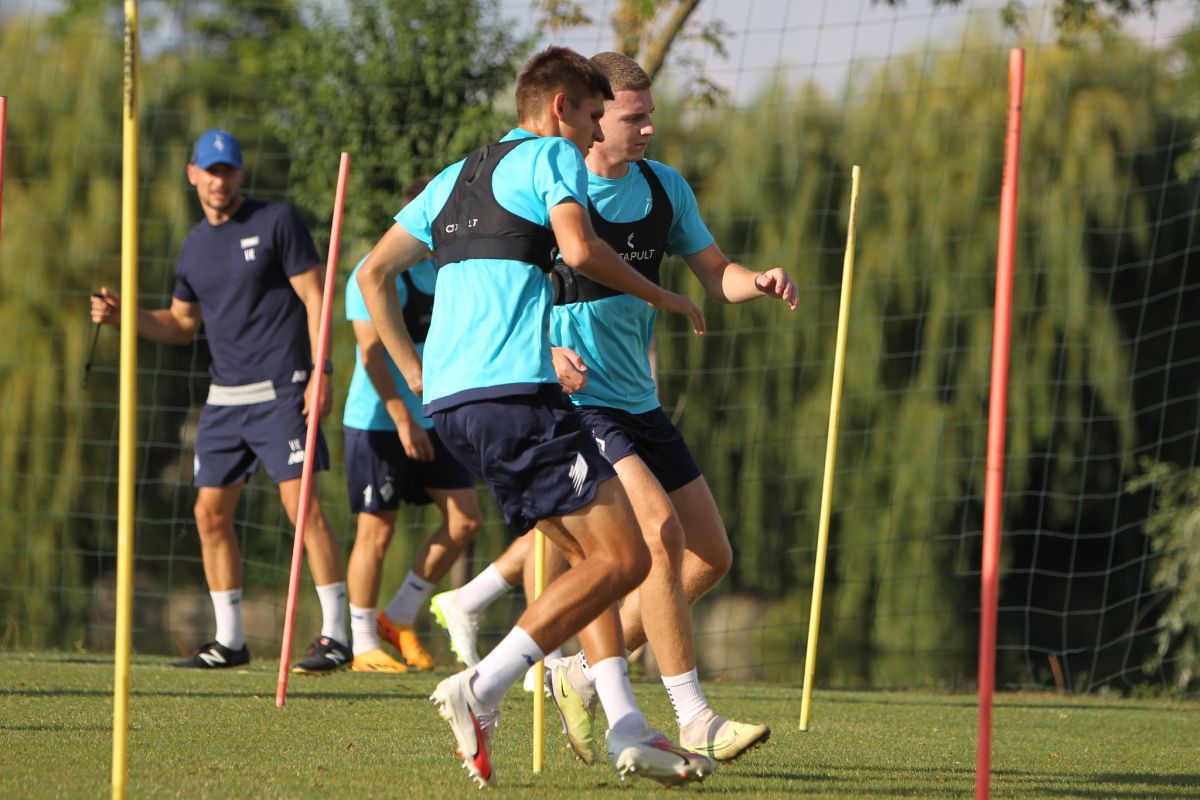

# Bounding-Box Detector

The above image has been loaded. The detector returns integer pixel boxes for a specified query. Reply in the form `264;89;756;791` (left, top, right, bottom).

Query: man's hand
754;268;799;310
552;346;589;394
303;372;333;418
396;417;435;462
652;290;706;335
90;288;119;325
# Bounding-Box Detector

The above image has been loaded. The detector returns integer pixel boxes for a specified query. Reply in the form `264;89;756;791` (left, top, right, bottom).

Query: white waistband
206;380;277;406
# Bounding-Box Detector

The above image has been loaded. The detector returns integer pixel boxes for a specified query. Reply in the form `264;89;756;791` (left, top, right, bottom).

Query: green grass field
2;652;1198;799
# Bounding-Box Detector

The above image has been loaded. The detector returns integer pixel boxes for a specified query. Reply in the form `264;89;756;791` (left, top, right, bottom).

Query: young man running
90;129;351;674
357;47;714;789
341;176;484;673
545;52;797;763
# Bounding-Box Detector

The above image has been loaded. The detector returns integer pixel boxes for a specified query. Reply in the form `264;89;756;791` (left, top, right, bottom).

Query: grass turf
2;652;1198;798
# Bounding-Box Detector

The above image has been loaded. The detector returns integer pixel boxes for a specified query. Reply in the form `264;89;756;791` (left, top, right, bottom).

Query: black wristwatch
311;360;334;375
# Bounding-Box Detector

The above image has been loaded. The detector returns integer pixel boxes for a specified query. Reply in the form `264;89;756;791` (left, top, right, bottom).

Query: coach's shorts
432;385;616;536
577;405;702;493
343;425;474;513
193;389;329;488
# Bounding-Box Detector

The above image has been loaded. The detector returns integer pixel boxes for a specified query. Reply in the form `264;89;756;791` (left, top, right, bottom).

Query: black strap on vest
431;138;558;274
552;160;673;305
400;270;434;345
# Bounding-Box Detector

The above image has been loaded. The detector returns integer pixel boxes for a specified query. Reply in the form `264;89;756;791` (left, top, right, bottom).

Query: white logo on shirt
287;438;305;465
594;437;606;455
240;236;260;249
243;247;256;262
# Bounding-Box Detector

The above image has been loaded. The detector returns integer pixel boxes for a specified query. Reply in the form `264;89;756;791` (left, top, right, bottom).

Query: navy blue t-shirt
173;198;320;388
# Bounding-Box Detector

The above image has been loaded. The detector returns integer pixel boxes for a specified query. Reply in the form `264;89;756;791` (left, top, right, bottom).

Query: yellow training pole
112;2;139;798
531;529;547;773
800;164;860;732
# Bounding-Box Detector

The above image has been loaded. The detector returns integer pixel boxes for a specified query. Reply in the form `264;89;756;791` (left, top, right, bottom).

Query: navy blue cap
190;129;243;170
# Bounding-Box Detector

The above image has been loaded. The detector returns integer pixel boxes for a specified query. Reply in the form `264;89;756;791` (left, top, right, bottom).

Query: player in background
357;47;714;789
90;129;351;674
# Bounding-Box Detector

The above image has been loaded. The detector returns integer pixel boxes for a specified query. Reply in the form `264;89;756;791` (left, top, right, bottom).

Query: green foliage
1126;459;1200;690
261;0;531;246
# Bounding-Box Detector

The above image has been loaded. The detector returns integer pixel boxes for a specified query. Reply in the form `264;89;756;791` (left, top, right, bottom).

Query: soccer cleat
291;636;353;675
429;671;499;789
545;654;599;765
606;727;716;788
375;612;434;670
351;647;409;673
429;591;481;667
679;708;771;762
172;640;250;669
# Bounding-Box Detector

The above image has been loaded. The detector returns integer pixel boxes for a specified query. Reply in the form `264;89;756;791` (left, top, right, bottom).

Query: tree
875;0;1171;33
261;0;531;246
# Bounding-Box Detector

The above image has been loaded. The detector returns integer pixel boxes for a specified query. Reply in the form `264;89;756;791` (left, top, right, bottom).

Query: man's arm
356;224;431;396
352;320;434;462
289;267;334;417
90;288;201;345
683;244;798;310
549;201;706;335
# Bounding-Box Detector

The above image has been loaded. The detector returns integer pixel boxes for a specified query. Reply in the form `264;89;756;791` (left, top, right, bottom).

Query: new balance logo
287;438;305;466
569;452;588;495
198;650;227;667
243;247;256;262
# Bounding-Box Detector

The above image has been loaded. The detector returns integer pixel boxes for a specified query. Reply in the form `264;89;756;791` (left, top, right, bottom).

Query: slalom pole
799;164;860;732
976;48;1024;800
276;152;350;707
0;95;7;243
531;529;547;773
111;4;139;798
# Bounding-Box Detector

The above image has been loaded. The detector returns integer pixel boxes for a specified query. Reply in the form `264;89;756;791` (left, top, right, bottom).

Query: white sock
470;626;544;709
591;656;647;736
578;648;594;681
384;570;435;625
316;581;348;646
210;588;244;650
454;563;513;615
349;604;380;656
662;668;709;728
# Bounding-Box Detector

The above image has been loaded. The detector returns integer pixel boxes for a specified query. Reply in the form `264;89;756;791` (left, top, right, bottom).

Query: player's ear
550;91;569;122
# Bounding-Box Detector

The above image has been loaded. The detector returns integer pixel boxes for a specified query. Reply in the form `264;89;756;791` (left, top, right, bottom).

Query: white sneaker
429;671;499;788
680;708;770;761
521;663;550;695
429;590;481;667
606;726;716;787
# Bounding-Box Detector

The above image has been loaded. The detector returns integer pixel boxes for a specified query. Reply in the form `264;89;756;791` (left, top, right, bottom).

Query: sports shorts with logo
343;426;474;513
577;405;702;493
432;385;616;536
193;387;329;487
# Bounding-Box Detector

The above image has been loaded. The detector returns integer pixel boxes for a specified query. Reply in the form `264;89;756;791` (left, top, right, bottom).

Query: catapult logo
620;232;656;264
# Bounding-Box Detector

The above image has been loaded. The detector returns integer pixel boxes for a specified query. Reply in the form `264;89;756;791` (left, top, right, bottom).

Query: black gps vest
552;159;673;305
431;138;558;274
400;270;434;345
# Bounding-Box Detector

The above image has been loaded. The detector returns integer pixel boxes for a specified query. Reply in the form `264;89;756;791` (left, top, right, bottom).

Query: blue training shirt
396;128;590;414
550;159;713;413
343;256;437;431
173;198;320;389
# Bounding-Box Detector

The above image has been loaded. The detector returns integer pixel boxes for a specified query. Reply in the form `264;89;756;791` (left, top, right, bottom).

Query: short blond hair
590;52;651;92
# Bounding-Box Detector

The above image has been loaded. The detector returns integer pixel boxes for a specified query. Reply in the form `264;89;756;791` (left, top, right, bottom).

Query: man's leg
176;483;251;667
377;488;483;669
279;476;352;672
431;532;529;667
619;475;733;652
346;509;410;671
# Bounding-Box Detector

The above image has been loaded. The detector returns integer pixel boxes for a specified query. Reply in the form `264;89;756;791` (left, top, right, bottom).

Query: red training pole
276;152;350;707
1;96;8;243
976;49;1024;800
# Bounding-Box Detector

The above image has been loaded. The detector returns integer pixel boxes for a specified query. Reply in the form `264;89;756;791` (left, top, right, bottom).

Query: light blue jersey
396;129;590;414
343;256;437;431
551;159;713;413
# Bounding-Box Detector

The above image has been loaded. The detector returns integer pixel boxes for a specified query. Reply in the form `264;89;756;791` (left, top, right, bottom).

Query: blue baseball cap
190;129;243;170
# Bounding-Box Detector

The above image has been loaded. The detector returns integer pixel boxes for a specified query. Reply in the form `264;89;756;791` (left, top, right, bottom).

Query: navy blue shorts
193;390;329;487
343;425;474;513
577;405;702;493
432;386;616;536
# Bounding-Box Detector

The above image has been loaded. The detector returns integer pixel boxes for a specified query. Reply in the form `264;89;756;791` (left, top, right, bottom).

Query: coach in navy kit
90;129;352;673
